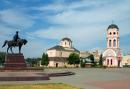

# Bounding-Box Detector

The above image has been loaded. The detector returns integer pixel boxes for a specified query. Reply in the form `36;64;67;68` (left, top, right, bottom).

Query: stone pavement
0;68;130;89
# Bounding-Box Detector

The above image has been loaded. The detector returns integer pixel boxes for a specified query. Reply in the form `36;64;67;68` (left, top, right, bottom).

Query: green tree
88;54;95;63
26;58;40;67
0;52;6;66
67;53;80;67
26;58;32;67
41;53;49;67
80;59;86;68
88;54;96;67
99;54;103;67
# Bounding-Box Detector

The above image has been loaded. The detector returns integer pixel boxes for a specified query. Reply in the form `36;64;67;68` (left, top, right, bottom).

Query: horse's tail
2;40;7;48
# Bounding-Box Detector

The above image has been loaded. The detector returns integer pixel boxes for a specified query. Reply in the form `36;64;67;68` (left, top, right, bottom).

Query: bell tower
103;24;122;67
60;37;72;48
107;24;119;49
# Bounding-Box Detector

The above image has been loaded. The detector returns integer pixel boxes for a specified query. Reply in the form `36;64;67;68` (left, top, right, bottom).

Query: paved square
0;68;130;89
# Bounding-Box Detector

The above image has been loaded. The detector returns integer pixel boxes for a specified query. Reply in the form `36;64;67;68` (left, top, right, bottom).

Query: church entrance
56;63;58;67
106;58;113;67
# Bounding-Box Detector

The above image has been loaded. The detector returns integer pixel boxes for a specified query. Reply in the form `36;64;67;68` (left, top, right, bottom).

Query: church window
65;42;66;45
113;32;116;35
109;32;112;35
109;40;112;47
113;39;116;47
107;59;109;65
60;52;62;57
111;59;112;65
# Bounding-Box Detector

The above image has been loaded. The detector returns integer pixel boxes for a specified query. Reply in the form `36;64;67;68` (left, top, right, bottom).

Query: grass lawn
0;83;82;89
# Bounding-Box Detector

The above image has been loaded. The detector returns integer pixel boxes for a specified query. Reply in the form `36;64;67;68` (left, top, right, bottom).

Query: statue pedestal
4;53;26;69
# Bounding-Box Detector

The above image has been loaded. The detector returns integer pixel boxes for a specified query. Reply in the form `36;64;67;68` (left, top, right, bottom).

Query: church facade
47;37;80;67
103;24;123;67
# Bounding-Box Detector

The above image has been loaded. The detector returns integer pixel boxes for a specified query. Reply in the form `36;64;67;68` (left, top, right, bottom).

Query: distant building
90;50;101;62
122;55;130;66
80;51;91;58
103;24;123;67
47;37;80;67
80;50;101;63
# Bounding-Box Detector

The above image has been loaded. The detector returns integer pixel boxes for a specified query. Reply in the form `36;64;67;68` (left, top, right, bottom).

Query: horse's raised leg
10;47;13;54
7;47;9;53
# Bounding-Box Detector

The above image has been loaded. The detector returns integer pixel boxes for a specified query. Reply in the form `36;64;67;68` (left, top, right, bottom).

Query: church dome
61;37;72;42
108;24;119;30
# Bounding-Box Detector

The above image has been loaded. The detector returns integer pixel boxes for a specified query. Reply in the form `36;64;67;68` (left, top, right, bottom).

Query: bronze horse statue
2;39;27;54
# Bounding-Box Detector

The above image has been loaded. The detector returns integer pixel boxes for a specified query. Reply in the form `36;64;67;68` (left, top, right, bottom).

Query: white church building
47;37;80;67
103;24;123;67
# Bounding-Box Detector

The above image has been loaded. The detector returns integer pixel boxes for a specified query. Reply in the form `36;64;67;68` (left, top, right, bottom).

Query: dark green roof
61;37;72;42
108;24;119;30
48;45;79;52
48;45;64;50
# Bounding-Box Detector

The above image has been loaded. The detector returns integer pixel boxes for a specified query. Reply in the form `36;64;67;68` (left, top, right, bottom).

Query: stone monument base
0;71;75;81
0;53;75;81
4;53;26;69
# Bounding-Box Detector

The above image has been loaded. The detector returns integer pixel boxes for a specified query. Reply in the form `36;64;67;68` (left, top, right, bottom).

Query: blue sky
0;0;130;58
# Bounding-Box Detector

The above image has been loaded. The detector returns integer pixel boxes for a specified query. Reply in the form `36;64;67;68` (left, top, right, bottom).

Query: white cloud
0;8;35;57
47;0;130;26
23;39;52;58
121;45;130;55
0;9;34;29
34;1;130;35
0;24;18;44
32;24;106;50
35;0;116;12
31;0;130;54
1;0;130;57
0;24;15;35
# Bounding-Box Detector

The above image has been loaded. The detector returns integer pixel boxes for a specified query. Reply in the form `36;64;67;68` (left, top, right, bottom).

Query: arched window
113;39;116;47
60;52;62;57
113;32;116;35
109;40;112;47
109;32;112;35
111;59;112;65
65;42;66;45
107;59;109;65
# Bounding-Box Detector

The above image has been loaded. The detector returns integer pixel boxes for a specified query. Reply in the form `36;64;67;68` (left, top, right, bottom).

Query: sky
0;0;130;58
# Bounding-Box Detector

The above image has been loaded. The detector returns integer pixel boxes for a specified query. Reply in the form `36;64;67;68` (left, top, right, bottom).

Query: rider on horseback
2;31;27;53
13;31;20;45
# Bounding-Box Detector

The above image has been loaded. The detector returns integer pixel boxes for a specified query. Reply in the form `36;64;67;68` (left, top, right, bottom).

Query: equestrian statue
2;31;27;53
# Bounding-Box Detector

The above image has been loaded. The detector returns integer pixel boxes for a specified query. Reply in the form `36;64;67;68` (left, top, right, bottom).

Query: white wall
47;50;57;57
122;55;130;66
60;40;72;48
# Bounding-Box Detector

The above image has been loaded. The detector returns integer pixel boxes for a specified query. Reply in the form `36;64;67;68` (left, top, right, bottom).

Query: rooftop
107;24;119;30
48;45;79;52
61;37;72;42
